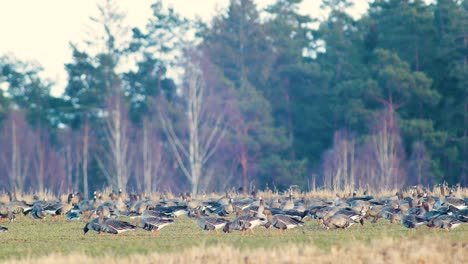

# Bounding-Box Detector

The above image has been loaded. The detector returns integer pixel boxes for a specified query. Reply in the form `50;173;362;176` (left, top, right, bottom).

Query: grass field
0;214;466;263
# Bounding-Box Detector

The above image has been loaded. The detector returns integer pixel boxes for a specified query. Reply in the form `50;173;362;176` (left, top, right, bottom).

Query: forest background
0;0;466;198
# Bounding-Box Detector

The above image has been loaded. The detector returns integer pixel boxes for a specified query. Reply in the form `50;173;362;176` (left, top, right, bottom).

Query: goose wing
140;216;174;231
103;218;136;234
203;216;229;230
275;214;304;229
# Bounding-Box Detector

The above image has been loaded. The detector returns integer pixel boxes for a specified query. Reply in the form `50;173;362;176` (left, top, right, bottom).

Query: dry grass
2;236;466;264
2;185;467;203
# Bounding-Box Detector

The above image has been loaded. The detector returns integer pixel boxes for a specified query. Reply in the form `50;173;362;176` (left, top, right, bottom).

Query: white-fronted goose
138;216;174;236
401;214;427;229
263;209;304;233
53;193;75;219
195;209;229;234
223;208;266;235
280;192;295;211
83;216;137;235
454;208;468;222
427;214;463;231
322;208;364;230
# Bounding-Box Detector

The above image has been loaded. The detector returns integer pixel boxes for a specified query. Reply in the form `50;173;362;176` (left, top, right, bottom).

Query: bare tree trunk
323;130;357;191
65;142;72;190
240;142;248;194
1;112;31;193
11;120;18;190
34;133;46;193
370;111;405;190
142;118;151;194
83;119;89;199
349;138;355;189
141;118;164;194
97;93;132;191
159;61;227;196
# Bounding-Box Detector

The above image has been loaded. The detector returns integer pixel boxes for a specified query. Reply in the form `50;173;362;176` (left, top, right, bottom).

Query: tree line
0;0;466;197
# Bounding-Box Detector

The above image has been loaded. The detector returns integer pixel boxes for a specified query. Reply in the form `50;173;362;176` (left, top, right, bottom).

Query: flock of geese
0;184;467;236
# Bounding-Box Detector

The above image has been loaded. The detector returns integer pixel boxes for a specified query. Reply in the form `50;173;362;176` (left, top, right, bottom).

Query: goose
401;214;426;229
78;195;98;218
348;199;371;216
223;208;266;235
66;211;80;220
116;189;128;213
141;208;174;220
30;204;48;220
443;197;467;210
153;204;188;218
184;195;201;210
212;198;234;217
0;204;15;222
195;209;229;234
263;209;304;233
138;216;174;236
322;208;364;230
95;205;112;218
454;208;468;222
54;193;75;219
6;192;32;214
251;197;267;218
280;192;294;211
407;198;426;216
373;204;401;223
335;208;365;225
427;214;463;231
83;217;101;234
83;216;137;235
232;199;253;211
323;213;354;230
0;226;8;232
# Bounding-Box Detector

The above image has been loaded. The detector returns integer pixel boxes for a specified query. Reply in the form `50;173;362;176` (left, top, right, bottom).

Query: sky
0;1;368;97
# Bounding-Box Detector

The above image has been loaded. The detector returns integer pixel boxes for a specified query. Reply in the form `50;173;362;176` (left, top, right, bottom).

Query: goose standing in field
83;215;137;235
83;216;101;234
54;193;75;219
322;213;354;230
280;192;295;211
263;209;304;233
95;204;112;218
138;215;174;236
140;206;175;220
223;208;266;235
98;216;136;235
454;208;468;222
427;214;464;232
213;198;234;217
401;214;427;229
66;211;80;220
0;204;16;222
30;203;48;220
195;209;229;234
322;208;364;230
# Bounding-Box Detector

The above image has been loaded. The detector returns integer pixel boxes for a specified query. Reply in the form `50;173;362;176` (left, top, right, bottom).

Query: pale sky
0;1;368;96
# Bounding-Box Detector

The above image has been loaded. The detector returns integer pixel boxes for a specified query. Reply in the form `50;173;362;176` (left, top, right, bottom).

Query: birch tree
82;118;90;198
159;56;228;196
97;92;134;190
322;130;356;191
368;110;406;189
0;110;33;192
134;117;165;194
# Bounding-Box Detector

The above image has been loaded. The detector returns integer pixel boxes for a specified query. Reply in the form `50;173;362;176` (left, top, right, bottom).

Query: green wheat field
0;215;466;264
